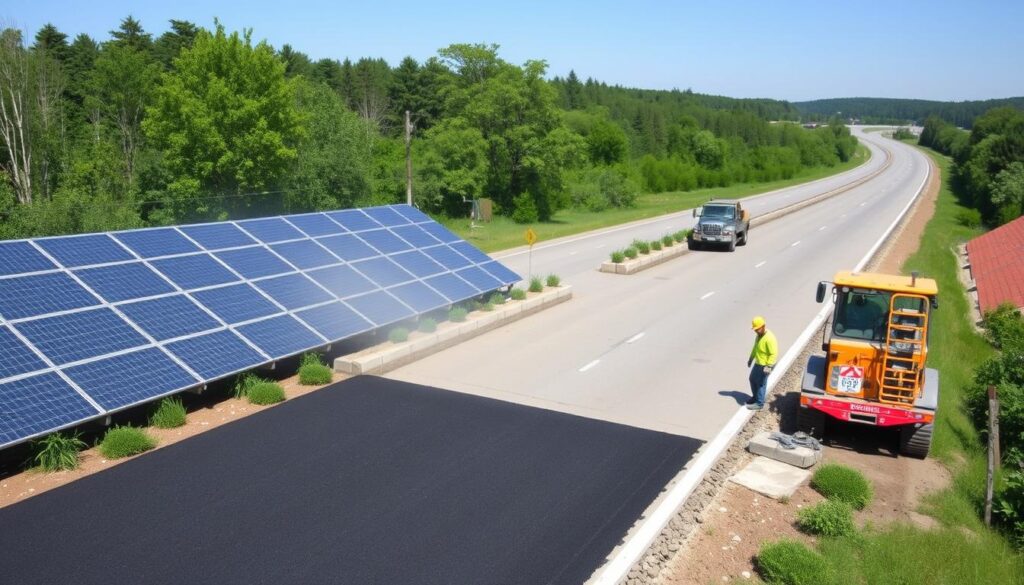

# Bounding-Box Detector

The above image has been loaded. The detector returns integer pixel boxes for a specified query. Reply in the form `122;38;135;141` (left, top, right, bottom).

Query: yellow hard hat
751;316;766;330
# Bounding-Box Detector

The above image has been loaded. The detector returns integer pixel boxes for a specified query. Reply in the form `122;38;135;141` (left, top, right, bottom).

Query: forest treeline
918;108;1024;225
0;18;857;238
797;97;1024;129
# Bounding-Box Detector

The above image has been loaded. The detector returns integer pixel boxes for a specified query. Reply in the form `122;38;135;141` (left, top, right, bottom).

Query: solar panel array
0;205;520;448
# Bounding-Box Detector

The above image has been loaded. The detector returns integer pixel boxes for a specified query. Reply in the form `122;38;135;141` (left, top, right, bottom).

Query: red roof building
966;215;1024;314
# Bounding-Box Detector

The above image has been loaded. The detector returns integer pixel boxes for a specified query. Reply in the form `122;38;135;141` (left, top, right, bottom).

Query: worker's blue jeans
749;365;768;406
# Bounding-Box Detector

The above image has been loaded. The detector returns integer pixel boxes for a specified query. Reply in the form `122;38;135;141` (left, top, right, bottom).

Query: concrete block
333;357;357;374
746;431;822;469
730;456;811;500
522;296;543;312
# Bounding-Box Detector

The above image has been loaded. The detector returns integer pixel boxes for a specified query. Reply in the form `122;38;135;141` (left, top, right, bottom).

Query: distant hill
793;97;1024;128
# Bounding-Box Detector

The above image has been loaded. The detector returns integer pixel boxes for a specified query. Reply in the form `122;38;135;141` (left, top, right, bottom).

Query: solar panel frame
0;272;101;320
34;234;135;268
112;228;201;259
166;330;266;380
16;308;150;366
191;284;282;325
344;290;415;327
179;223;257;251
64;347;199;411
214;246;294;279
73;262;177;303
0;241;56;276
0;325;49;379
236;314;327;359
0;372;101;446
151;254;240;289
283;213;347;237
118;295;222;341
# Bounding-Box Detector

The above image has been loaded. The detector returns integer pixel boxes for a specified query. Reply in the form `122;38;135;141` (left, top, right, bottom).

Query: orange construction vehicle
798;271;939;458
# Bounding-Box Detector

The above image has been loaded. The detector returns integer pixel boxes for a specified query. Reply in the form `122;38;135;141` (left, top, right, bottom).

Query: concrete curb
334;286;573;375
599;244;687;274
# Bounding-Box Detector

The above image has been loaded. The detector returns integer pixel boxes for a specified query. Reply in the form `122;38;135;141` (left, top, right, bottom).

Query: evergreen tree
109;16;152;52
564;69;583;109
153;20;198;69
32;24;70;63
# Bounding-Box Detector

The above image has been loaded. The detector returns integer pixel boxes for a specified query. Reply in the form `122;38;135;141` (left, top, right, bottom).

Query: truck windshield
833;288;890;341
702;206;735;219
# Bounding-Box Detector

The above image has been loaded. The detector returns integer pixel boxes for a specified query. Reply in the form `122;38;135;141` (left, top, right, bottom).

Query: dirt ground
658;153;946;585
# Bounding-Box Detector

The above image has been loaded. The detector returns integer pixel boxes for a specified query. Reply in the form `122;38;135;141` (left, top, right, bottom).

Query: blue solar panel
456;266;504;292
327;209;382;232
35;234;136;268
253;274;333;310
363;206;410;226
237;218;304;243
423;245;473;270
18;308;148;365
390;225;441;248
419;222;461;244
64;347;197;411
481;260;522;285
0;372;100;445
315;233;378;261
270;240;340;269
119;295;221;341
179;223;256;250
237;315;324;358
113;228;200;258
390;250;446;278
0;326;48;379
192;284;280;324
306;265;377;298
214;246;293;279
392;204;433;223
0;241;56;276
351;257;414;288
285;213;346;237
425;273;480;302
295;302;374;340
74;262;176;303
358;229;412;254
0;272;100;320
388;282;449;313
449;241;493;264
167;330;265;379
151;254;239;289
345;291;414;326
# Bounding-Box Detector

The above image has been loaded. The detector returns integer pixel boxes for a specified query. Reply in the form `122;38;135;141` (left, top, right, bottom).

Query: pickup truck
688;199;750;252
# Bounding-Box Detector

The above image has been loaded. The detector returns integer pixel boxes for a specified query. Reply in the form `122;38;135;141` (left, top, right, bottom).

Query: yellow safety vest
749;330;778;366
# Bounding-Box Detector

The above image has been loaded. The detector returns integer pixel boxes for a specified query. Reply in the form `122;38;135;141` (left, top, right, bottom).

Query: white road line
595;244;606;249
859;202;866;206
755;261;767;268
626;332;645;344
791;241;801;247
818;225;827;231
700;291;715;300
579;359;600;373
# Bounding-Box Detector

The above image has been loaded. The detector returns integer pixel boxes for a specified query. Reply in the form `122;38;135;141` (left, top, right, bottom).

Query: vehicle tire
899;423;933;459
797;404;825;440
687;238;699;251
727;236;736;252
739;230;748;246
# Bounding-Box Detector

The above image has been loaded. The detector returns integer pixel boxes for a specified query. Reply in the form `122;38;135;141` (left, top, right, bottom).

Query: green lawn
442;144;870;253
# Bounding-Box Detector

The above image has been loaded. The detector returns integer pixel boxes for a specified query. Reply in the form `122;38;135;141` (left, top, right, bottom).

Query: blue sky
4;0;1023;102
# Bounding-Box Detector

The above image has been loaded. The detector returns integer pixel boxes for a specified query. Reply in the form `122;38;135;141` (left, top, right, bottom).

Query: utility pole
405;110;413;206
985;385;1000;526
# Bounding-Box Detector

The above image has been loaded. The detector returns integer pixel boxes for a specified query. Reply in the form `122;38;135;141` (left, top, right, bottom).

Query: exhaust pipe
911;271;918;287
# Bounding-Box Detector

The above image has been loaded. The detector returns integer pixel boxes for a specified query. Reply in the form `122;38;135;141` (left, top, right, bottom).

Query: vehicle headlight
723;226;735;234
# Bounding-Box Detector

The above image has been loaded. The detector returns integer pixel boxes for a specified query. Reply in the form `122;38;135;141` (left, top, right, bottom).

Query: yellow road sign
525;228;537;246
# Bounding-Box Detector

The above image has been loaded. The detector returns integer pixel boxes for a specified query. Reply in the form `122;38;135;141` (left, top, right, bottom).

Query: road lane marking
859;202;866;206
700;291;715;300
579;359;600;372
626;332;645;344
791;241;801;247
818;225;827;231
755;261;767;268
595;244;606;249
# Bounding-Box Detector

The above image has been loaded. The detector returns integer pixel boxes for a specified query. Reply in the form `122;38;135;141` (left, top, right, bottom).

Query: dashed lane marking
700;291;715;300
626;332;645;344
579;359;600;373
755;261;767;268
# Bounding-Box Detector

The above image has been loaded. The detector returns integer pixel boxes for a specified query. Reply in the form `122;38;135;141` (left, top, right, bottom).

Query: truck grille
702;224;722;236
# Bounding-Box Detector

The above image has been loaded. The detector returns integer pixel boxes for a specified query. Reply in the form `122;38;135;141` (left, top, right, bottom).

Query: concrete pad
747;431;823;468
730;456;811;500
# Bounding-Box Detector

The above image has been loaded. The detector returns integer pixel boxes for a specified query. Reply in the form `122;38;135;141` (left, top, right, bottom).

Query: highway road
388;127;930;442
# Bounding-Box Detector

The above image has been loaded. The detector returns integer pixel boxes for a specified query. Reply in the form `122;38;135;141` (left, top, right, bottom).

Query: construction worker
746;316;778;410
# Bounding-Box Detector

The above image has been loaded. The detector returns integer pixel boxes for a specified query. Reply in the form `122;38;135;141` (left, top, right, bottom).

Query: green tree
990;162;1024;224
143;23;301;221
109;16;152;53
152;20;198;70
32;24;70;64
279;44;315;79
563;69;583;110
415;117;488;215
587;118;628;165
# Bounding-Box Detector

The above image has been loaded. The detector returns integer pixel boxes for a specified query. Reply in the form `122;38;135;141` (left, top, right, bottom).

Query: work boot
746;403;763;411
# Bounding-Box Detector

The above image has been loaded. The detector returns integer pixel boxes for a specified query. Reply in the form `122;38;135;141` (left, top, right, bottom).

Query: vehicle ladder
879;294;929;406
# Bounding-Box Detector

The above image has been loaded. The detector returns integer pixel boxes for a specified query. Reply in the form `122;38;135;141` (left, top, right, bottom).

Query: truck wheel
899;423;933;459
727;236;736;252
797;405;825;440
739;230;748;246
687;239;699;251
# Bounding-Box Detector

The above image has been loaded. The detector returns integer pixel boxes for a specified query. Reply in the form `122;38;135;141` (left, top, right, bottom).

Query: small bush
298;363;332;385
610;250;625;263
480;302;494;311
529;277;544;292
546;274;560;287
662;235;674;247
510;288;527;301
389;327;410;343
418;317;438;333
673;230;687;243
624;246;638;259
956;207;983;228
651;239;662;251
33;432;86;471
756;539;833;585
248;381;285;405
100;426;156;459
633;239;650;254
489;292;506;305
449;307;468;322
811;463;873;509
150;397;187;429
982;302;1024;351
233;373;264;399
796;499;856;537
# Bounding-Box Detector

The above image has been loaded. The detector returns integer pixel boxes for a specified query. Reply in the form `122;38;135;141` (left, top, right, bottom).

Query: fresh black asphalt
0;375;701;584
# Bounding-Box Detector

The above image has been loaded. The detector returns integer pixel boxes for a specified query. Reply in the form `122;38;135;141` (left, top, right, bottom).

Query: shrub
965;350;1024;463
150;397;187;429
511;192;539;224
489;292;506;305
673;230;687;243
510;288;527;301
298;362;332;386
633;239;650;254
529;277;544;293
982;303;1024;351
610;250;625;263
248;381;285;405
480;302;494;311
33;432;86;471
100;426;156;459
546;274;561;287
796;499;856;537
811;463;873;509
449;307;468;322
662;235;674;247
757;539;832;585
956;207;983;228
233;373;264;399
651;239;662;251
418;317;438;333
996;466;1024;548
389;327;410;343
624;246;638;259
